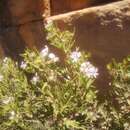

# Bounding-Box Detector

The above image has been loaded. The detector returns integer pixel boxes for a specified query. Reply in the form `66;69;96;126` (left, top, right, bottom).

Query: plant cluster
0;22;129;130
107;58;130;130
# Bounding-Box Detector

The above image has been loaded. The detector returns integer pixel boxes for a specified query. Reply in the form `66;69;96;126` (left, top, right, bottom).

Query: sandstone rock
43;0;51;18
46;0;130;91
51;0;88;15
1;26;25;59
0;0;49;58
51;0;120;15
6;0;49;25
0;36;6;58
19;21;47;49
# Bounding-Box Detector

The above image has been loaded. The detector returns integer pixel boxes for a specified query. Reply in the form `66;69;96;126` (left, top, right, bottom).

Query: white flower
48;53;59;62
70;51;81;62
20;61;27;69
2;97;13;104
80;62;91;72
3;57;8;63
80;61;98;78
31;73;39;85
40;45;49;57
48;53;55;59
0;74;3;81
44;20;53;29
67;76;71;80
124;123;130;129
9;111;15;120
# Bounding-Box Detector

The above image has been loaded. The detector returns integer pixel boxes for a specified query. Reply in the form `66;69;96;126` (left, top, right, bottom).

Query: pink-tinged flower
31;73;40;85
40;45;49;57
48;53;59;62
70;51;81;62
3;57;8;63
80;61;98;78
20;61;27;69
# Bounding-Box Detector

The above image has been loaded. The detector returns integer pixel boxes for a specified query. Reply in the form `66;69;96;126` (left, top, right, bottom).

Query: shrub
0;22;129;130
107;58;130;130
0;23;99;130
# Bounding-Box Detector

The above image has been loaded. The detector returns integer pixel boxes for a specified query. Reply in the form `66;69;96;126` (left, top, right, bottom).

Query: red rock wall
0;0;121;58
50;0;119;15
51;0;88;15
0;0;51;59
